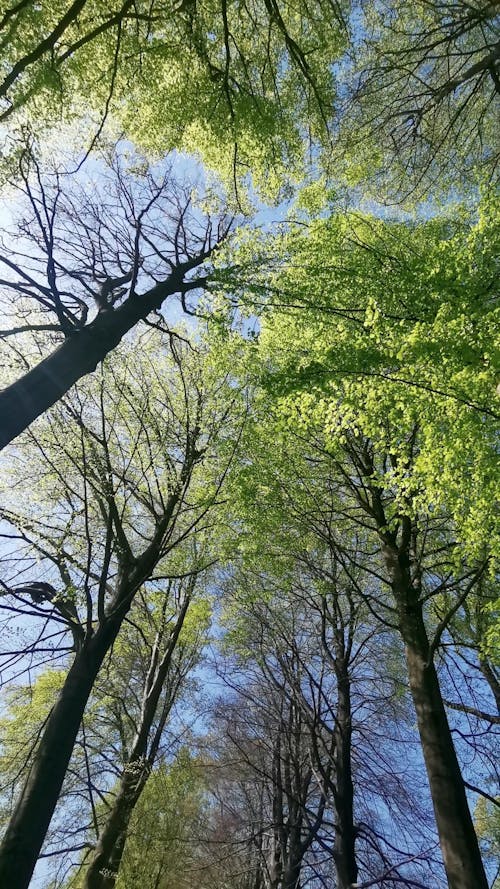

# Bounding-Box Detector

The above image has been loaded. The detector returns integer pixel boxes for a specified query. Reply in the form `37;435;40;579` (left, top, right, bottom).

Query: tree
229;197;499;561
0;332;240;889
1;0;497;202
55;752;208;889
220;204;498;887
233;415;490;889
113;751;208;889
211;694;325;889
0;0;347;193
83;577;211;889
0;583;211;886
215;416;446;889
0;145;233;449
0;4;497;887
475;794;500;889
340;0;500;200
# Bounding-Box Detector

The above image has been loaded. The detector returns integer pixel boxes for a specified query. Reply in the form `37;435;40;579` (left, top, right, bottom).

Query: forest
0;2;498;888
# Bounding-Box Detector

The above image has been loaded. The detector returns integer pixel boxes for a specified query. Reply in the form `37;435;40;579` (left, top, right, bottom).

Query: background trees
342;0;500;199
81;576;210;889
212;409;449;889
0;332;241;888
224;200;499;888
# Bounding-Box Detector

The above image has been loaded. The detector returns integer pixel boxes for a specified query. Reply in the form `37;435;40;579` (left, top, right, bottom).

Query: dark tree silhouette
0;144;233;449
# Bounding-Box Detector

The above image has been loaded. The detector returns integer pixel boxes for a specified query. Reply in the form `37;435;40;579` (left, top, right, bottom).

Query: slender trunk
282;855;301;889
332;668;358;889
281;792;304;888
478;657;500;713
251;860;264;889
384;542;489;889
267;864;281;889
83;596;191;889
0;619;123;889
281;819;303;887
84;762;149;889
269;734;283;889
0;265;197;449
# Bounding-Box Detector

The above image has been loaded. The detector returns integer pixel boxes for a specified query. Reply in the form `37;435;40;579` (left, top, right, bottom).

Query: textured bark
282;818;305;889
0;264;201;449
0;347;200;888
0;491;183;888
383;539;489;889
0;616;125;889
267;719;308;889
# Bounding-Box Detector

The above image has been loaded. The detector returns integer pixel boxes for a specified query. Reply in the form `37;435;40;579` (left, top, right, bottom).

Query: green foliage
0;671;66;826
475;795;500;887
1;0;498;202
337;1;500;201
0;0;347;198
235;194;500;561
0;7;499;881
60;751;206;889
115;751;206;889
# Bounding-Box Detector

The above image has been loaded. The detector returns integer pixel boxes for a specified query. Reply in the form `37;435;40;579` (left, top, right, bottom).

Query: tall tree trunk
281;797;305;888
332;668;358;889
383;539;489;889
82;595;191;888
84;762;149;889
0;264;201;449
282;857;302;889
0;618;124;889
269;733;283;889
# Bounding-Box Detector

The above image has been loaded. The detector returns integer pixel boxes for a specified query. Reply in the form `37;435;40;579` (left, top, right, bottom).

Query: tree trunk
0;266;196;449
282;857;301;889
384;541;489;889
82;595;191;888
479;657;500;713
83;761;149;889
332;669;358;889
0;619;123;889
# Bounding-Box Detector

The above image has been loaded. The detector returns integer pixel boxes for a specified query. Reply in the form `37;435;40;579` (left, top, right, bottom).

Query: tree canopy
0;4;498;889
